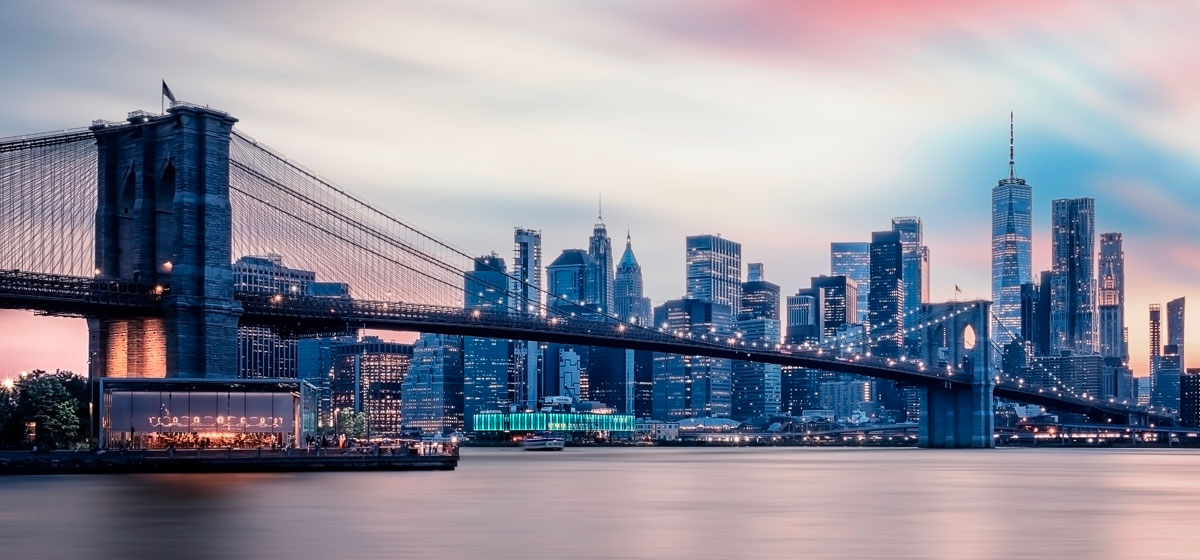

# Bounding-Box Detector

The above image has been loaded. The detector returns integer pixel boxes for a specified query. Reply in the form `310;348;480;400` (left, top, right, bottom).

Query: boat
522;432;565;451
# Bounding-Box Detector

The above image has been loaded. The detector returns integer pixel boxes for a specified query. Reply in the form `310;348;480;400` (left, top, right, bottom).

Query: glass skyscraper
651;299;733;420
831;242;871;325
546;249;595;315
401;333;464;435
891;217;929;316
511;228;542;410
463;255;511;430
685;234;742;313
1049;198;1096;354
869;230;906;356
991;114;1033;346
1168;297;1185;370
732;264;781;421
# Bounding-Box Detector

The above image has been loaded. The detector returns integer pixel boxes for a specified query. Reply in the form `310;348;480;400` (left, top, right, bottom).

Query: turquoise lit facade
471;412;635;434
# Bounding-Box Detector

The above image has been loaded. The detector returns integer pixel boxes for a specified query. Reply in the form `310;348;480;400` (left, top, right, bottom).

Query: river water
1;447;1198;559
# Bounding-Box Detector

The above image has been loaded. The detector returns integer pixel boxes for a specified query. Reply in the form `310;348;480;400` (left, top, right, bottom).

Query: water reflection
2;448;1200;559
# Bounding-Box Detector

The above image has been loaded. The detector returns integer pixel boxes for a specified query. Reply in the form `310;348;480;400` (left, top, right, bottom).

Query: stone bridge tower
916;300;995;448
89;105;241;378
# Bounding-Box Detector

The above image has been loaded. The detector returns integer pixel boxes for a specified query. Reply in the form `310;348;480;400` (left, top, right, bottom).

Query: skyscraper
810;275;859;342
1150;303;1163;377
732;264;782;421
1181;369;1200;428
1152;344;1182;410
991;115;1034;346
1097;233;1126;359
891;217;929;316
1168;297;1186;370
330;337;413;437
1049;198;1096;354
512;228;542;410
546;249;595;314
614;232;652;325
652;299;733;420
685;234;742;312
587;211;615;316
869;230;906;356
463;255;511;431
831;242;871;325
401;333;464;435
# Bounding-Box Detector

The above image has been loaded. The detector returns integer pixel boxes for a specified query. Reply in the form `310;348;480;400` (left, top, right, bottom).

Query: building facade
614;232;652;326
831;241;871;325
1097;233;1127;360
652;299;733;420
511;228;543;410
401;333;465;435
1167;297;1186;372
330;337;413;437
732;264;782;421
685;234;742;312
869;230;906;357
892;217;930;316
587;214;615;316
1049;198;1096;354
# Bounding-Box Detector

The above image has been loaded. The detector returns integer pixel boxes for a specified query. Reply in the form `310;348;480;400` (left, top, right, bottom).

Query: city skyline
2;1;1199;378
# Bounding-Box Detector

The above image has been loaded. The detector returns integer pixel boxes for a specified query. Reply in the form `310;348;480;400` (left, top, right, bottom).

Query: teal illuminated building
471;411;635;435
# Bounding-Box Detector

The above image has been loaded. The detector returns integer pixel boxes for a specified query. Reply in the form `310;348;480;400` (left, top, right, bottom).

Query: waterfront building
685;234;742;312
330;337;413;437
1098;233;1127;359
1152;344;1182;411
546;249;595;315
401;333;464;435
1029;354;1104;400
892;216;929;316
1167;297;1186;372
1049;198;1096;354
233;254;350;379
512;228;543;410
652;299;733;420
869;230;906;357
614;232;652;325
1181;369;1200;428
819;380;873;422
471;410;635;439
831;242;871;325
732;264;782;421
463;255;512;430
991;114;1033;345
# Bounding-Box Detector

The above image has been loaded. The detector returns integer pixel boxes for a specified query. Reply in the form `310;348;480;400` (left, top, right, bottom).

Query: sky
0;0;1197;379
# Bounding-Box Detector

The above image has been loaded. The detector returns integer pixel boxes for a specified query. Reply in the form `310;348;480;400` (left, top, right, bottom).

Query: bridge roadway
0;271;1163;424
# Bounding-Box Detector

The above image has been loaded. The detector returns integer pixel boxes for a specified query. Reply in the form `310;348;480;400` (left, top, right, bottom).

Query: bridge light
617;324;626;333
471;309;481;318
162;261;173;272
271;294;282;304
154;285;164;295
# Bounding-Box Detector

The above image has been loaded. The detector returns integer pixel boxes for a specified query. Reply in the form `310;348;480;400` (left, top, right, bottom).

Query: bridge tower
89;106;241;379
916;300;995;448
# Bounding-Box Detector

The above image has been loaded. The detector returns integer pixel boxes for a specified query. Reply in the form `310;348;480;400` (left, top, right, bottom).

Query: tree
1;370;89;449
338;409;369;439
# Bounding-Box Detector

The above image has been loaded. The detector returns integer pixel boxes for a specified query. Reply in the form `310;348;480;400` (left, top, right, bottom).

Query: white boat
522;433;565;451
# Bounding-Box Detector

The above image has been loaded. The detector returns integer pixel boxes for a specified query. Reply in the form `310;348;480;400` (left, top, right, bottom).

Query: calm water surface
2;447;1199;559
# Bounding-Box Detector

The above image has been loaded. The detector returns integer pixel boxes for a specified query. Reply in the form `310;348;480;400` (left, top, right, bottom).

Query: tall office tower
298;335;356;427
330;337;413;437
891;217;930;315
512;228;543;410
991;114;1034;345
1019;278;1051;356
1149;304;1163;377
831;242;871;325
686;234;742;312
1049;198;1096;354
732;265;782;421
869;230;906;357
587;211;615;316
785;291;822;345
1029;354;1105;399
401;333;464;435
1152;344;1182;410
1168;297;1186;370
782;290;822;415
546;249;595;314
463;255;512;431
1181;369;1200;428
233;255;350;379
614;232;652;325
651;299;733;420
1137;377;1152;407
810;275;859;342
1097;233;1127;359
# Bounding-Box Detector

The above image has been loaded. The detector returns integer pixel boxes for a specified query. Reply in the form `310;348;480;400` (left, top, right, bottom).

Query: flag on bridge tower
161;80;176;112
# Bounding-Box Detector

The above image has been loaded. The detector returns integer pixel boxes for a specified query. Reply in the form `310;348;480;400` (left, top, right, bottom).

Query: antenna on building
598;193;603;221
1009;111;1015;179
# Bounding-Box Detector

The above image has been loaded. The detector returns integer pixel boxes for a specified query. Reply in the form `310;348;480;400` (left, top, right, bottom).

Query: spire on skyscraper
1009;111;1016;179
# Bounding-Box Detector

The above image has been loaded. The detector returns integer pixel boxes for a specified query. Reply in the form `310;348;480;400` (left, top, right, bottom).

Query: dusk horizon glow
1;0;1197;379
